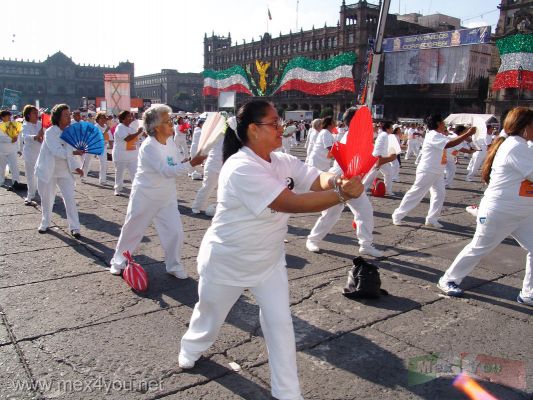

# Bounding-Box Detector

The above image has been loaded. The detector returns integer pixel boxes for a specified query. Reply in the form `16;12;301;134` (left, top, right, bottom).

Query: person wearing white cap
438;107;533;306
306;107;383;257
392;114;475;228
110;105;206;276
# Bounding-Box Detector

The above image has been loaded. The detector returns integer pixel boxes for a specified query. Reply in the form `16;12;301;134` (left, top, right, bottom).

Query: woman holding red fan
179;100;364;400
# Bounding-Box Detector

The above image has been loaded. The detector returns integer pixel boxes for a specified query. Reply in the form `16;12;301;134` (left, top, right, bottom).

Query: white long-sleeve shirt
132;136;193;200
20;121;42;159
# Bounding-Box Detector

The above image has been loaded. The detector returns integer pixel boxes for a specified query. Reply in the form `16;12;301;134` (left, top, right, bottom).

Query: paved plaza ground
0;146;531;399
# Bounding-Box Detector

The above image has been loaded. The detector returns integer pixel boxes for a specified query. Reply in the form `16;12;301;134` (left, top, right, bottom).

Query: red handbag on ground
371;178;386;197
122;251;148;292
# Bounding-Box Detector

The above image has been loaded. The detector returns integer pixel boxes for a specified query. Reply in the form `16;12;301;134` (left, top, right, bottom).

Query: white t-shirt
204;134;224;173
112;123;138;162
305;128;318;159
416;130;449;175
372;131;389;157
308;128;334;171
480;136;533;216
21;121;42;158
198;146;319;286
132;136;192;200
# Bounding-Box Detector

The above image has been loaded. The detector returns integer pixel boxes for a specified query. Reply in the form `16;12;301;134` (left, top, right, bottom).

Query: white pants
391;158;400;180
466;150;486;179
405;139;419;159
110;189;185;273
174;134;188;157
191;169;219;211
181;264;302;400
393;171;446;223
308;192;375;248
82;153;108;184
24;154;38;201
37;175;80;231
114;160;137;191
442;207;533;297
365;162;394;194
0;152;20;185
444;159;456;187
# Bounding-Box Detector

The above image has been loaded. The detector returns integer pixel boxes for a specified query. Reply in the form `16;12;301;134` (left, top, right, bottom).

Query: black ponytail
222;100;272;163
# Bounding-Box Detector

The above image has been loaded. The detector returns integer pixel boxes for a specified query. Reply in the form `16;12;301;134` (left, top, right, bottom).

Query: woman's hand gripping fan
330;106;378;179
122;251;148;292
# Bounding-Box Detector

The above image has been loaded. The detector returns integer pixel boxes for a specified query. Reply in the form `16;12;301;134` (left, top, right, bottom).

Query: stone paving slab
0;244;105;288
0;153;530;400
0;317;11;346
18;310;240;399
1;345;36;400
372;300;532;396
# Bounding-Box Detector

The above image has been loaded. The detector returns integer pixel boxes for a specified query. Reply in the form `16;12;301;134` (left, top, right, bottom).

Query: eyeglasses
255;119;283;130
162;119;173;126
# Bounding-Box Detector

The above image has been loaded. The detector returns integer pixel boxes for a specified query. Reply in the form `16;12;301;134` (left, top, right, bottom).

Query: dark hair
321;116;334;130
342;107;357;126
0;110;12;118
22;105;38;121
51;104;70;126
393;126;401;135
222;100;272;163
481;107;533;184
118;110;131;123
454;125;467;134
95;111;107;123
382;121;393;131
426;114;443;130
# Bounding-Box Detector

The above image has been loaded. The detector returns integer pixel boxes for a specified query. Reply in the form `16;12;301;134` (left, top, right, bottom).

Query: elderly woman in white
20;105;43;205
34;104;84;238
109;105;206;277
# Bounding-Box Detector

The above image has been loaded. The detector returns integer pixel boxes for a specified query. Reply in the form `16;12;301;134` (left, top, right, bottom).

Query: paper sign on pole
218;91;236;108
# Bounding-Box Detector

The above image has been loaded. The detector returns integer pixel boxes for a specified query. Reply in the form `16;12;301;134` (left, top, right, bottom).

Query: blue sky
0;0;500;76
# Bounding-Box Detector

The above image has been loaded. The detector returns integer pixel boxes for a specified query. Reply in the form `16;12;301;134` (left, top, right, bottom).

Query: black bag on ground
342;257;388;299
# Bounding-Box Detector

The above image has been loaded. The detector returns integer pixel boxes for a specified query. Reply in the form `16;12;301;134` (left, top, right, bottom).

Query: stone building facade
134;70;203;112
486;0;533;117
0;51;134;111
203;0;435;116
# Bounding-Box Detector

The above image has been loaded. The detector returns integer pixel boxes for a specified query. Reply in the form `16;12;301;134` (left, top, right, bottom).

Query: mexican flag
272;52;356;95
492;33;533;91
203;65;253;96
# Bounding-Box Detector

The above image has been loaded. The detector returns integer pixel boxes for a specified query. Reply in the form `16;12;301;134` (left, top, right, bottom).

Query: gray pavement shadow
285;254;309;270
377;257;531;316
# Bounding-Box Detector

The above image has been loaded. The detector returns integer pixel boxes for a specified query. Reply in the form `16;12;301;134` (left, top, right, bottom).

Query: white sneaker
465;205;478;218
391;214;404;226
437;278;463;297
167;269;188;279
178;353;196;369
517;291;533;306
359;246;384;257
425;220;443;229
109;264;123;275
305;240;320;253
205;203;216;217
191;208;201;214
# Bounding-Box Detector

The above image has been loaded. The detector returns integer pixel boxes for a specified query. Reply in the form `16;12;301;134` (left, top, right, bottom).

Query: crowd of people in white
0;101;531;400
